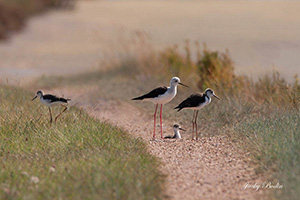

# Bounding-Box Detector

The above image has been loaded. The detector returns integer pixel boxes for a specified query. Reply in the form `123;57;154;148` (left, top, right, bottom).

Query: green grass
235;112;300;200
0;85;165;200
35;41;300;200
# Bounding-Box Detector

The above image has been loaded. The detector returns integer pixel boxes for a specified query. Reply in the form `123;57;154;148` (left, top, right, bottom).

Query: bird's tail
132;96;144;100
174;106;182;112
59;98;71;103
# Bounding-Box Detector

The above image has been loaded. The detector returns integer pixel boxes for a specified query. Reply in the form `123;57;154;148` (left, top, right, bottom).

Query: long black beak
213;94;221;100
179;82;189;88
32;96;37;101
179;127;186;131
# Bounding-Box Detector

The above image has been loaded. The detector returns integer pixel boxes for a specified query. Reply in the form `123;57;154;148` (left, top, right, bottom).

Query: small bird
32;90;70;123
132;77;188;139
174;88;220;140
164;124;185;139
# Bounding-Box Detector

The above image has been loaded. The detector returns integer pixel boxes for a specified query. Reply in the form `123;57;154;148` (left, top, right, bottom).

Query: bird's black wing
174;93;205;111
43;94;70;103
164;135;176;139
132;86;168;100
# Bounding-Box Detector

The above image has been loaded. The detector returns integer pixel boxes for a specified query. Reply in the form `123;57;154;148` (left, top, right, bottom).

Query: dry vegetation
37;33;300;199
1;1;299;198
136;40;300;200
0;85;165;199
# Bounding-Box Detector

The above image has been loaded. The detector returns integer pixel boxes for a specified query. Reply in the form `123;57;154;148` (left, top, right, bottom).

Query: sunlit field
37;40;300;199
0;85;164;200
235;112;300;200
1;0;300;199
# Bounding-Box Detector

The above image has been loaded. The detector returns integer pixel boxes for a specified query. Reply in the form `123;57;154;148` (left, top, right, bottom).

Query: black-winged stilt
174;88;220;140
164;124;185;139
132;77;188;139
32;91;70;123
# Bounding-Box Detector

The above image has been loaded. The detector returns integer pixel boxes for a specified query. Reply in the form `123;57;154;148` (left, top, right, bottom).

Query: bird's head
170;77;189;88
172;124;186;132
32;90;43;101
205;88;220;100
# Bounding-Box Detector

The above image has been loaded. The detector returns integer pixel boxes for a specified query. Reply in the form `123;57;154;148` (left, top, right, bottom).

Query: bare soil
51;87;267;200
0;0;285;198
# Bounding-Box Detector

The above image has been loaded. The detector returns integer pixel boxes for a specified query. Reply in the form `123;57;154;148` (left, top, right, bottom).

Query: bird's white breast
40;98;61;107
174;131;182;139
195;96;211;110
148;87;177;104
40;98;51;107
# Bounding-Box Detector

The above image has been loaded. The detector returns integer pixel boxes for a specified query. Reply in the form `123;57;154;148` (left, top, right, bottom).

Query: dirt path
51;87;265;200
0;0;278;198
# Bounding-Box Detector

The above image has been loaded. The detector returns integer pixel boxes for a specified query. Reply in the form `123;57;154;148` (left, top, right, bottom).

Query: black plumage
132;86;168;100
164;135;176;139
174;93;207;111
43;94;71;103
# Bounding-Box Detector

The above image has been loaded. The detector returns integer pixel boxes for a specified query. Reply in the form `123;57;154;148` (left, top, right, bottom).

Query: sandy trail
0;0;282;199
50;87;265;200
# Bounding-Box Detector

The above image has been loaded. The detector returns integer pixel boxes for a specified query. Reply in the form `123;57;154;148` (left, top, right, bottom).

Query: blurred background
1;1;300;200
0;0;299;82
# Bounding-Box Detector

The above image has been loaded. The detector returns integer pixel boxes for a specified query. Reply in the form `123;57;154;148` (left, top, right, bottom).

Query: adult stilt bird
175;88;220;140
132;77;188;139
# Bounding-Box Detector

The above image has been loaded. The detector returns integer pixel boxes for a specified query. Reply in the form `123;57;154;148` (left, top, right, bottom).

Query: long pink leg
195;110;199;140
49;107;53;124
192;110;195;140
160;104;163;138
153;104;158;138
55;105;67;123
